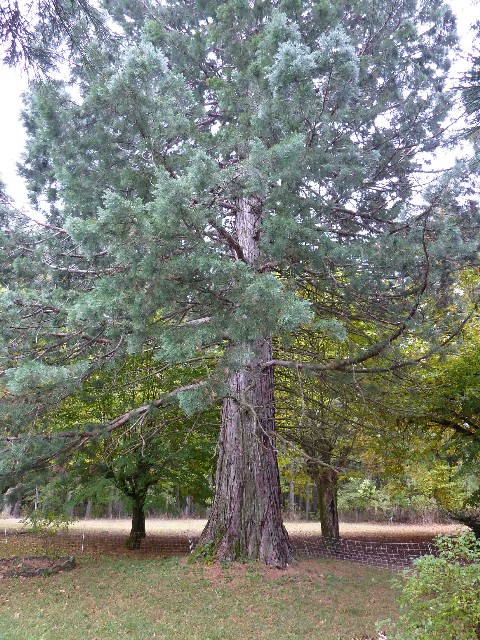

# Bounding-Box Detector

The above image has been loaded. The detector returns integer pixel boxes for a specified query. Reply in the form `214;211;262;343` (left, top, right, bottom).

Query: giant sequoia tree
1;0;478;566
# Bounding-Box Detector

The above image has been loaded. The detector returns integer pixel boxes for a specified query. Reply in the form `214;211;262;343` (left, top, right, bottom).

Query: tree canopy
0;0;106;68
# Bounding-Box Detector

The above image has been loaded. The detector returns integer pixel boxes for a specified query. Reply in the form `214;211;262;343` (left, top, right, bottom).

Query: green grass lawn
0;555;398;640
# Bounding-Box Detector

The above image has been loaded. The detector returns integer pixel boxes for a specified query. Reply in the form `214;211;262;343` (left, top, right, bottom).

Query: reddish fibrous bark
200;339;293;567
200;198;293;567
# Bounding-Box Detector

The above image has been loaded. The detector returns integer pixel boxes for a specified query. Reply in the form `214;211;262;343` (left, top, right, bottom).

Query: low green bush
392;532;480;640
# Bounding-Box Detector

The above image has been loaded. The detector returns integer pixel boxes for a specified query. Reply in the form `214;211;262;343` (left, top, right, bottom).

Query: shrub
392;532;480;639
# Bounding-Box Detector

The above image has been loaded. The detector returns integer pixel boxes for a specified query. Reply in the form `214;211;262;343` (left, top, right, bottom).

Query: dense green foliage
393;532;480;640
5;0;472;406
2;352;218;530
0;0;106;68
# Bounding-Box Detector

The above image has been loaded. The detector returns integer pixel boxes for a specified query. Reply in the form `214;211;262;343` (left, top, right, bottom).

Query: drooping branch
267;303;478;375
0;381;205;475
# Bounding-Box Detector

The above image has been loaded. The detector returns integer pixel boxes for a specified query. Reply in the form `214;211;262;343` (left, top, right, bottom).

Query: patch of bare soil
0;556;76;578
184;555;393;592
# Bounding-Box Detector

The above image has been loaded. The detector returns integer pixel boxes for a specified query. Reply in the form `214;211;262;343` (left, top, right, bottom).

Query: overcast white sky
0;1;479;209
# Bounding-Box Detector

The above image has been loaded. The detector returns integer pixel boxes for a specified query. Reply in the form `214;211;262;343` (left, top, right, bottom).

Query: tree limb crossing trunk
200;339;293;567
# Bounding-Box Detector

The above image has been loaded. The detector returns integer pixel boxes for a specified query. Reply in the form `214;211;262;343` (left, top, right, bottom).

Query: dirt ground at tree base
179;554;390;588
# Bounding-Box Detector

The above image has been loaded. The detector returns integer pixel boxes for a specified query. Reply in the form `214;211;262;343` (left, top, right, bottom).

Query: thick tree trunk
312;483;318;514
316;468;340;540
183;495;194;518
2;487;16;517
11;497;22;518
84;499;93;519
200;197;292;567
127;496;146;550
200;339;292;567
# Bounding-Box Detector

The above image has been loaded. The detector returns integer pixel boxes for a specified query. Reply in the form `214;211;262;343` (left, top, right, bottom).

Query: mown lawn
0;555;398;640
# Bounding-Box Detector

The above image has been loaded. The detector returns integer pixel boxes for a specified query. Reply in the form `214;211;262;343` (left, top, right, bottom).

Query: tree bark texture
316;467;340;540
200;198;293;567
84;499;93;519
11;497;22;518
1;487;19;518
200;339;292;566
127;497;146;550
183;495;194;518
